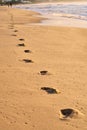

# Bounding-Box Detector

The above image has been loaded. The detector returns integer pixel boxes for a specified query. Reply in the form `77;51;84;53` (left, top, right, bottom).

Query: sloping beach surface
0;6;87;130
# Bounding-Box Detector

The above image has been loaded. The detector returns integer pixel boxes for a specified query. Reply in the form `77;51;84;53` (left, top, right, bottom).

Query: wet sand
0;6;87;130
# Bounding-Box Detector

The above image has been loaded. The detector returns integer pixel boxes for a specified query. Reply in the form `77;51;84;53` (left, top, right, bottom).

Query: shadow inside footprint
60;109;74;118
11;34;17;36
41;87;57;94
18;43;25;47
10;27;14;29
19;38;25;41
24;50;31;53
40;71;48;75
23;59;33;63
59;108;81;120
14;30;18;32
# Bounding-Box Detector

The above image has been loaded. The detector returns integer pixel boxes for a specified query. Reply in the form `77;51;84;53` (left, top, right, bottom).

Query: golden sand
0;6;87;130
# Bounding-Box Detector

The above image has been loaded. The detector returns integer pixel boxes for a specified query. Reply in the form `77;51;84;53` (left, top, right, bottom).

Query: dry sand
0;6;87;130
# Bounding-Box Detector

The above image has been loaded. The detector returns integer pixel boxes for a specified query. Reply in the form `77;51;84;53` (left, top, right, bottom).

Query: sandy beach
0;6;87;130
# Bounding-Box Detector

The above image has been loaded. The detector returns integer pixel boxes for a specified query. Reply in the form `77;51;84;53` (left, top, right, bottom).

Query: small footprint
11;34;17;36
24;50;31;53
23;59;33;63
14;30;18;32
39;70;48;75
19;38;25;41
41;87;59;94
17;43;25;47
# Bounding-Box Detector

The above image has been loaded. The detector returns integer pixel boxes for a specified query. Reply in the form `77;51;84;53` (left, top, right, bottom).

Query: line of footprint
9;14;84;122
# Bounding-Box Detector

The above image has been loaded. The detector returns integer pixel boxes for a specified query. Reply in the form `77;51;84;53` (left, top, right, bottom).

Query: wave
51;13;87;21
14;2;87;21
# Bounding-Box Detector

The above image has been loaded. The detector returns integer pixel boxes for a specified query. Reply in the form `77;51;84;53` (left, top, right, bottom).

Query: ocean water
14;2;87;27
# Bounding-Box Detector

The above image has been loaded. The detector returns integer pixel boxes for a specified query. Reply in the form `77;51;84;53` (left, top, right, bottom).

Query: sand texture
0;6;87;130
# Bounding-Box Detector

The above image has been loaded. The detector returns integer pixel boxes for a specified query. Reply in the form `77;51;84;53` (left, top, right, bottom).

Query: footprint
9;27;14;29
14;30;18;32
19;38;25;41
39;70;48;75
41;87;58;94
59;108;84;120
24;50;31;53
11;34;17;36
25;122;28;125
23;59;33;63
17;43;25;47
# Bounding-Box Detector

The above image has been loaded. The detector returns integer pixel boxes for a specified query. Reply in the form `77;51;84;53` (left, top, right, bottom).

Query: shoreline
0;6;87;130
13;2;87;28
30;14;87;28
